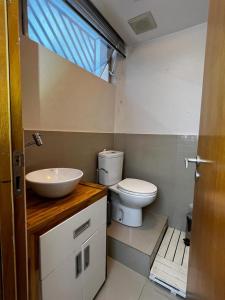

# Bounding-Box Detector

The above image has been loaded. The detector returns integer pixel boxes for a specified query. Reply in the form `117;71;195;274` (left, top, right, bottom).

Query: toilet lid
98;150;124;158
118;178;157;195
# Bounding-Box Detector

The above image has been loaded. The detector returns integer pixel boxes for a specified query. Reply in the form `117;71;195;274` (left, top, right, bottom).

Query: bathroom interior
6;0;211;299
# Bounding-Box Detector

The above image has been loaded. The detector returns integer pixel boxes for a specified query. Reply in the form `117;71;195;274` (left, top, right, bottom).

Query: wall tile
114;134;198;230
25;131;198;230
24;130;114;182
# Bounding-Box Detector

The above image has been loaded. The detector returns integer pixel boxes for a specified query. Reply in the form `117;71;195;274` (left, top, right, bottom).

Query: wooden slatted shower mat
150;227;189;298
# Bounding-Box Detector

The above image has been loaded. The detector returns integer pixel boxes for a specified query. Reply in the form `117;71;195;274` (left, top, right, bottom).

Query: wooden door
0;0;28;299
187;0;225;299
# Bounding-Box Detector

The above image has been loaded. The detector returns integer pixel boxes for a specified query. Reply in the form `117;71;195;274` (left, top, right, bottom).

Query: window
24;0;125;82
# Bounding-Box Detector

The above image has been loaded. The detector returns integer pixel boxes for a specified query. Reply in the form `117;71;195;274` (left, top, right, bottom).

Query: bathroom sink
26;168;83;198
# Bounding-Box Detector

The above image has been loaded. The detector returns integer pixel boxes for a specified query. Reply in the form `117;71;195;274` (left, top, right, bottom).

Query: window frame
21;0;125;83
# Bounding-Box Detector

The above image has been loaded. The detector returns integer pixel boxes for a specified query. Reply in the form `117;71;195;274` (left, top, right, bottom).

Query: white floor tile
96;258;179;300
96;258;146;300
139;279;180;300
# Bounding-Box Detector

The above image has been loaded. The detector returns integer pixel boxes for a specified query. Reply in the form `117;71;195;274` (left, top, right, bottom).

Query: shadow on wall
114;133;198;231
21;37;116;133
21;38;41;128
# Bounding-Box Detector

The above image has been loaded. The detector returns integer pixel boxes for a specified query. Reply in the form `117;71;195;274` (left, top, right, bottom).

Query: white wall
114;24;207;135
22;24;207;135
21;37;115;133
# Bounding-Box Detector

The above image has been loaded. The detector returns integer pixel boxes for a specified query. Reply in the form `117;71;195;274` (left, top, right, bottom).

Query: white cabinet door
40;197;107;300
82;224;106;300
40;197;107;280
41;248;83;300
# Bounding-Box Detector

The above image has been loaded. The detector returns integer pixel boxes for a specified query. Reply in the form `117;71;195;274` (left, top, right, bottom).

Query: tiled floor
96;258;180;300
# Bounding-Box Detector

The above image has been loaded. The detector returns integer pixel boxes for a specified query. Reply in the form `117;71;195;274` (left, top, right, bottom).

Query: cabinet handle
84;245;90;270
75;252;82;278
73;220;90;239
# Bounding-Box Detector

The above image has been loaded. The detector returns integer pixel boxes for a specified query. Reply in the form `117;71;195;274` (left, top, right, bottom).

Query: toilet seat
118;178;157;196
118;188;157;198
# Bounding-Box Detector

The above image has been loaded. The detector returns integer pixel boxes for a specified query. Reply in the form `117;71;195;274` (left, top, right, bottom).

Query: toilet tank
98;150;124;186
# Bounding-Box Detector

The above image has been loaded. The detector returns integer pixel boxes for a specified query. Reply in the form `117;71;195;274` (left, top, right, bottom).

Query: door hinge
13;150;24;197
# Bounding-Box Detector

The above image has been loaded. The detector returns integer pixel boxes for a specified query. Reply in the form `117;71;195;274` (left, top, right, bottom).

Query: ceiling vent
128;11;157;35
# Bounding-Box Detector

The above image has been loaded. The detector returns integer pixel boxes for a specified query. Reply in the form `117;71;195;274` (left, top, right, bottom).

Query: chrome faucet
25;132;43;147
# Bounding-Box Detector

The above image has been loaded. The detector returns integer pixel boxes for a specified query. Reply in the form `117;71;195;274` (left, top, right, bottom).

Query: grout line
137;279;148;300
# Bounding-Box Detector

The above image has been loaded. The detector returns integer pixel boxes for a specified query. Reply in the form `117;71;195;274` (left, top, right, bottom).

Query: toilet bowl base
112;200;142;227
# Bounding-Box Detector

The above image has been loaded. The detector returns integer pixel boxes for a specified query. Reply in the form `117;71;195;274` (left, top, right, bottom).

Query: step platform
107;213;168;277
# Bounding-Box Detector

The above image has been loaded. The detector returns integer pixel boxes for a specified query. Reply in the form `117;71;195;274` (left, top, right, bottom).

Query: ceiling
91;0;209;45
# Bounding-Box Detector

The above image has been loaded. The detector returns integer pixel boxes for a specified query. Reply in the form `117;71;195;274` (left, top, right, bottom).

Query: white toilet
98;150;157;227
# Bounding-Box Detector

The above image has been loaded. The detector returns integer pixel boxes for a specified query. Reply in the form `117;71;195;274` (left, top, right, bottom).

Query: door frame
0;0;17;298
0;0;28;299
7;0;28;298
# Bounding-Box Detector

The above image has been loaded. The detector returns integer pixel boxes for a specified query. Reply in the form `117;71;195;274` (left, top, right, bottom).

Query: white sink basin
26;168;83;198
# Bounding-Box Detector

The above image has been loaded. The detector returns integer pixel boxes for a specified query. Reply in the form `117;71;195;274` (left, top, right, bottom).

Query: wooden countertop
26;182;107;235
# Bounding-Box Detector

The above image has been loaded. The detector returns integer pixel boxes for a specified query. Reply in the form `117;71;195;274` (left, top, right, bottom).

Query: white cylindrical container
98;150;124;186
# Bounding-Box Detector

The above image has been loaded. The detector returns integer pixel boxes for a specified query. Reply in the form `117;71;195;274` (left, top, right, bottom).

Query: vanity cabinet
40;197;107;300
27;182;108;300
41;226;106;300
